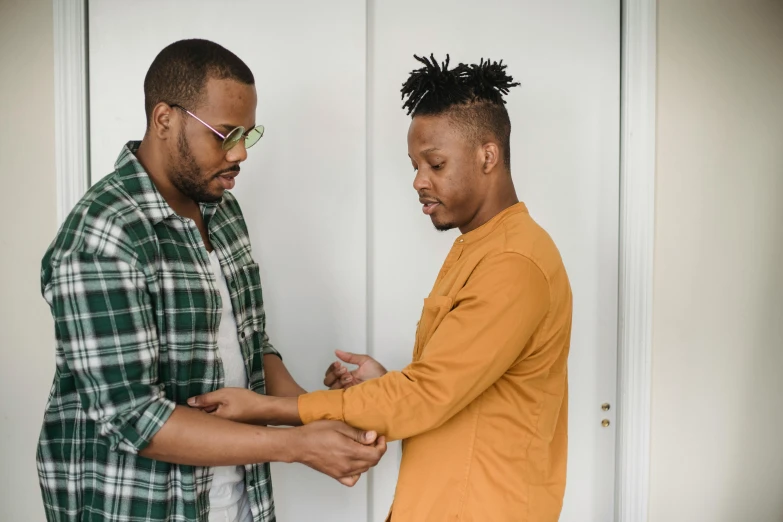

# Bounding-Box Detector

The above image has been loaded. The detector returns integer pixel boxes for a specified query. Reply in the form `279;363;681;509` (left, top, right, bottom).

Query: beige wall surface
0;0;57;521
651;1;783;522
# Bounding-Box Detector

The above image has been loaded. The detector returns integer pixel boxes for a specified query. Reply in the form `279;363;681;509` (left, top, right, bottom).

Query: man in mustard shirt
190;54;573;521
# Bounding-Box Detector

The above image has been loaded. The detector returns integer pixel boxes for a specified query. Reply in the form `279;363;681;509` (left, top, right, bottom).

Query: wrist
248;393;273;425
274;396;302;426
267;426;300;464
254;396;301;426
282;425;309;465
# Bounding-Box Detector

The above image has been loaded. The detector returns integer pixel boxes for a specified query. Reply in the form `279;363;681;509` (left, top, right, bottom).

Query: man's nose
226;138;248;163
413;169;430;192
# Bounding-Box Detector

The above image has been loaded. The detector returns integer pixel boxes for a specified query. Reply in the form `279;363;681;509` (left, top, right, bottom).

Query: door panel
88;1;619;520
89;2;368;521
367;2;620;520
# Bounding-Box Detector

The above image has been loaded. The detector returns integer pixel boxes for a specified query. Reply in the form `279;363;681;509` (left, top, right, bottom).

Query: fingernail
365;431;376;441
187;397;196;405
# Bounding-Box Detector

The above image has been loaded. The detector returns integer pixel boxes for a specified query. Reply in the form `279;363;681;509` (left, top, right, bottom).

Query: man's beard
434;222;456;232
170;132;221;203
431;209;456;231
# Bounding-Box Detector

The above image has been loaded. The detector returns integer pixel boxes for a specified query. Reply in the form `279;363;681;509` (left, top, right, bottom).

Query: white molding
616;1;656;521
53;0;89;226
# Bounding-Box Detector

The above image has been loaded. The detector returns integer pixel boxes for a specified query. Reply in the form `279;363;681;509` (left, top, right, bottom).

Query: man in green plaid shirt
37;39;386;522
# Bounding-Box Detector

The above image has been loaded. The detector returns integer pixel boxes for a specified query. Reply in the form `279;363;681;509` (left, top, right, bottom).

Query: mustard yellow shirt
299;203;572;521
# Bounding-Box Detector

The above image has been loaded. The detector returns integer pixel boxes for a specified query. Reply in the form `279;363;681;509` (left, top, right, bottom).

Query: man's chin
432;218;456;232
198;188;225;203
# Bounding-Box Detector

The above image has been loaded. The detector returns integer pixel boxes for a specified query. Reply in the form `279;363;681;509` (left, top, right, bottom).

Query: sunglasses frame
170;104;264;151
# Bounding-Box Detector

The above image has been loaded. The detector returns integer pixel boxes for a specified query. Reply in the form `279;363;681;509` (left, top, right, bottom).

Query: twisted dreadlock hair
401;54;520;168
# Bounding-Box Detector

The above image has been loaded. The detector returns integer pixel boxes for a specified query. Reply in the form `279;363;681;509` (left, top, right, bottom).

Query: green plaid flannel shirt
37;142;279;522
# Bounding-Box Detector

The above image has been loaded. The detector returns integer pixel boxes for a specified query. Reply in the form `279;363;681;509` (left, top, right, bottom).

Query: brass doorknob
602;419;610;427
601;403;611;411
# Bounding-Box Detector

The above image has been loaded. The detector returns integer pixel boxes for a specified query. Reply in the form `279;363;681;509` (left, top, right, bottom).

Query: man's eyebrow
421;147;441;154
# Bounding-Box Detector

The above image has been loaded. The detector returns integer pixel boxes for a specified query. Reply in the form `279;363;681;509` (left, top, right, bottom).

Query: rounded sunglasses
170;104;264;151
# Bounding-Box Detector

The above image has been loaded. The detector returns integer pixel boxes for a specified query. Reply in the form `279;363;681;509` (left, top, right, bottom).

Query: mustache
214;166;240;177
418;192;441;204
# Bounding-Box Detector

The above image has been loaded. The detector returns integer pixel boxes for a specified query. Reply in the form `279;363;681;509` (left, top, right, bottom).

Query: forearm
300;370;464;441
264;354;307;397
139;405;299;466
299;254;552;441
251;396;303;427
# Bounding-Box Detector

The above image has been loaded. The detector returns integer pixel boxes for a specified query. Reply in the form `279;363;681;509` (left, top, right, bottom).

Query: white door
88;1;619;521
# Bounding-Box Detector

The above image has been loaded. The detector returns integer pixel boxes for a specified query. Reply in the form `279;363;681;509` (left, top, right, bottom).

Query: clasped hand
187;350;388;487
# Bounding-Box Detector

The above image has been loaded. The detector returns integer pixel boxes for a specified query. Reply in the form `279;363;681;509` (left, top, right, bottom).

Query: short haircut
143;39;254;127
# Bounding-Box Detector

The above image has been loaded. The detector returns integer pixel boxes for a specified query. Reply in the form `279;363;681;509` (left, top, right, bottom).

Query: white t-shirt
208;250;253;522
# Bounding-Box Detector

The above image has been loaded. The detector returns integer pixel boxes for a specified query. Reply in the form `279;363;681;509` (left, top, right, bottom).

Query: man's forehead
203;79;255;104
409;117;458;150
200;79;257;124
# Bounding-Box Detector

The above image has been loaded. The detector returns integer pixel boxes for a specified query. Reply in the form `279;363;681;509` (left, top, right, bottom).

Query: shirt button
230;280;236;289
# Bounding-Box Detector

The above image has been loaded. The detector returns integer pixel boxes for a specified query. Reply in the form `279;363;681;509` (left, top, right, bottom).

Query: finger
347;464;371;476
338;475;360;487
354;437;387;467
335;350;369;366
324;365;348;387
336;423;378;445
324;364;348;387
187;390;222;408
341;374;353;385
323;371;338;387
375;436;388;456
357;429;377;445
329;380;346;390
324;361;342;378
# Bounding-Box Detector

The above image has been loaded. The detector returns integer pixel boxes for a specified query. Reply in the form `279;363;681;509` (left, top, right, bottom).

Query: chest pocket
413;295;454;360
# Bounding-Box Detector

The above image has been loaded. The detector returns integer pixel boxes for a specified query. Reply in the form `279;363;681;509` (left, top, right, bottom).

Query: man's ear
149;102;177;140
481;141;501;174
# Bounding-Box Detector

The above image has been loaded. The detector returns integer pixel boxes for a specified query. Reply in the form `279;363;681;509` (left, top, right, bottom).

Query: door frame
52;1;657;520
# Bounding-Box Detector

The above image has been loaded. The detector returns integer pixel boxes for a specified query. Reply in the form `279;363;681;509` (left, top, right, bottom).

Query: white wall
650;2;783;521
0;1;57;522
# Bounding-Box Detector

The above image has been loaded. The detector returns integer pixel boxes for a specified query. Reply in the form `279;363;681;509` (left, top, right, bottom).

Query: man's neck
459;178;519;235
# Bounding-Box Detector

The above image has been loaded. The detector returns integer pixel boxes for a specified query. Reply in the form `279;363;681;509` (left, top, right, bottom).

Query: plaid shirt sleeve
47;252;175;453
261;330;281;359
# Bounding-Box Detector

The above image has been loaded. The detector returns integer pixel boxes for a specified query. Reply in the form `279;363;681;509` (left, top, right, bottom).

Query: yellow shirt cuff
297;389;345;424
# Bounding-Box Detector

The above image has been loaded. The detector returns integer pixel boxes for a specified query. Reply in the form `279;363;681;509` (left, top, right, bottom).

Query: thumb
356;429;378;445
338;475;360;487
335;421;378;444
188;390;222;408
335;350;369;365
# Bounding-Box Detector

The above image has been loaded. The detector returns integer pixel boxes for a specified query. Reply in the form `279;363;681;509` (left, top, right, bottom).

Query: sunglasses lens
222;127;245;151
245;125;265;149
